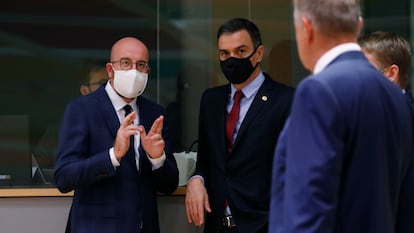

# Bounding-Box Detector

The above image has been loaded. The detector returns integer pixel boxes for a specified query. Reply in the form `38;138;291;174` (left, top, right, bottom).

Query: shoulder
200;84;229;102
137;95;166;113
202;84;228;95
67;87;106;107
262;73;295;100
62;90;108;119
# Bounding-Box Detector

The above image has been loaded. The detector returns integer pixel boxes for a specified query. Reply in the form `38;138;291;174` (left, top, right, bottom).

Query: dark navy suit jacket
54;86;178;233
269;51;414;233
195;74;294;233
404;90;414;112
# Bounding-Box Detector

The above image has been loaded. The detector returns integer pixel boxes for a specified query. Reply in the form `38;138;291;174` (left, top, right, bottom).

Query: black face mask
220;47;260;84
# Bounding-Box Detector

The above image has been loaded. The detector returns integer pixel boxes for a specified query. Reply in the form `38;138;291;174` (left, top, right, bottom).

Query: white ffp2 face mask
113;68;148;98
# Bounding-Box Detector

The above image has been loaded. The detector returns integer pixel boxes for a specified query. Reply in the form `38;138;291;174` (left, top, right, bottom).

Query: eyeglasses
110;58;150;72
380;65;391;74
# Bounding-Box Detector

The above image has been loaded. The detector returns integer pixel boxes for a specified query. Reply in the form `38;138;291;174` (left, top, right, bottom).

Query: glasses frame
380;65;394;74
110;58;150;72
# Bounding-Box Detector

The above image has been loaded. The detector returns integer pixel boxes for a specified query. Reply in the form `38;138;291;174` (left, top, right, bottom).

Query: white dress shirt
104;81;165;171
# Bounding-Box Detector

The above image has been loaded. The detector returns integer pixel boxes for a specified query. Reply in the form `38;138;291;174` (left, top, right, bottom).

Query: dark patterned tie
123;104;133;117
226;90;244;154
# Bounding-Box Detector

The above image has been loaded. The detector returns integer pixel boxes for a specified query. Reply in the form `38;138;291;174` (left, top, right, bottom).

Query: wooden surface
0;186;186;197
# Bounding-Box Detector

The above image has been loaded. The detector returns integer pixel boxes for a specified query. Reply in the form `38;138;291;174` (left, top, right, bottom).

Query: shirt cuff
148;151;166;170
188;175;204;186
109;147;120;168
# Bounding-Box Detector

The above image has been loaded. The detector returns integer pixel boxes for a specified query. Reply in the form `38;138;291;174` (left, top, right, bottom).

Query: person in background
358;30;414;106
32;65;110;177
269;0;414;233
54;36;179;233
185;18;294;233
79;65;110;95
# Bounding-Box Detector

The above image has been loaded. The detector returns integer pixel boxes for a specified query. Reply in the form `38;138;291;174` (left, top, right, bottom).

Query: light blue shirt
227;71;265;143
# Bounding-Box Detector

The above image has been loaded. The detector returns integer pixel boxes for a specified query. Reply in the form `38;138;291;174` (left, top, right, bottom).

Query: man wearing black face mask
185;18;294;233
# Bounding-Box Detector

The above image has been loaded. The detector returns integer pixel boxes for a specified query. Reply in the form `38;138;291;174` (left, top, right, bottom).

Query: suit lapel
95;87;120;139
233;76;272;147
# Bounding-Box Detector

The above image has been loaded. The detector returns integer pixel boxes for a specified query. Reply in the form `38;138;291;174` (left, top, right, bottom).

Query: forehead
218;30;253;50
111;39;149;61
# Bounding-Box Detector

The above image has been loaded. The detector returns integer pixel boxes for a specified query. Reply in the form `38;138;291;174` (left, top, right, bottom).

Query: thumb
204;196;211;213
138;125;147;137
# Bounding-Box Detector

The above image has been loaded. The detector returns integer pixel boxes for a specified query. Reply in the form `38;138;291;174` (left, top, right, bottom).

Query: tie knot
123;105;133;117
233;90;244;102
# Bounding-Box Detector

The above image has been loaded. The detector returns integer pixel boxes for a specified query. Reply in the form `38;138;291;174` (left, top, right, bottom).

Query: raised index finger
121;111;136;128
149;115;164;134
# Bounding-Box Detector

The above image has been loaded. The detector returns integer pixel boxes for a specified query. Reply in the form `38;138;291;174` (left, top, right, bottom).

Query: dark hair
217;18;262;48
358;31;411;89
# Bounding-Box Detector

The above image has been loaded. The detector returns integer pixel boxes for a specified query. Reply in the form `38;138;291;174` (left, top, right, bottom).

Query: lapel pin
262;96;268;101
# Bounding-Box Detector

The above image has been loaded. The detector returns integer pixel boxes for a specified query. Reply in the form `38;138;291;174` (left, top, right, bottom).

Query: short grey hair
294;0;361;37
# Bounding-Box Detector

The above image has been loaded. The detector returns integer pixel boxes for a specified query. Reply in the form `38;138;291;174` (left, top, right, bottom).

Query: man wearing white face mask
54;36;179;233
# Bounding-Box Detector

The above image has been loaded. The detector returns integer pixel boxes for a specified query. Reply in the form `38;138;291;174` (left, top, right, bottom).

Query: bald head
106;37;151;102
106;36;150;78
110;37;149;62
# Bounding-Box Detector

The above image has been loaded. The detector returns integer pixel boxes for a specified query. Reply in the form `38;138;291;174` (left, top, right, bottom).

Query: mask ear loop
249;44;262;69
246;44;261;59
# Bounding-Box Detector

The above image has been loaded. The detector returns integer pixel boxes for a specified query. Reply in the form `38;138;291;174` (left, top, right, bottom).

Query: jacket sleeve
54;101;116;193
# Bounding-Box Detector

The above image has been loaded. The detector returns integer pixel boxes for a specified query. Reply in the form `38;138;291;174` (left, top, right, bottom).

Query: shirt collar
105;81;137;111
230;71;265;99
313;43;361;74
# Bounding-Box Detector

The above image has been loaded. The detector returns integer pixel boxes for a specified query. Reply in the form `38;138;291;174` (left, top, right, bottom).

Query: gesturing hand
113;111;139;161
138;115;165;159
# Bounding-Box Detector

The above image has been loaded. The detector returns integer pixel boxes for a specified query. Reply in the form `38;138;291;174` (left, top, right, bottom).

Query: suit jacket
269;51;414;233
404;90;414;112
195;73;294;233
54;86;179;233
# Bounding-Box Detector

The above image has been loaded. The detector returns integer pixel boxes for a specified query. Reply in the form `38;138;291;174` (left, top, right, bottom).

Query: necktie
123;104;132;117
226;90;244;153
224;91;243;212
123;105;135;161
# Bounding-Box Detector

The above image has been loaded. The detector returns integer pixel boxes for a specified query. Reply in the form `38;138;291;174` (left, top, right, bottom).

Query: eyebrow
218;45;249;52
120;57;148;63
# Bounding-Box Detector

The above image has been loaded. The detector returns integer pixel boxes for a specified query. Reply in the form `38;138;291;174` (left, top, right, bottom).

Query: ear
302;16;314;43
387;64;400;85
106;63;114;78
256;44;265;63
80;85;90;96
357;16;364;36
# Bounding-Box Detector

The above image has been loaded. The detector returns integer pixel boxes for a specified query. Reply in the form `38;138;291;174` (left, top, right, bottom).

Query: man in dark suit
54;37;179;233
358;31;414;108
185;18;294;233
269;1;414;233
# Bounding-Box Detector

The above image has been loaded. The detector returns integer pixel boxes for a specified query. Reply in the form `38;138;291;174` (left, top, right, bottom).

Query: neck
309;34;357;72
